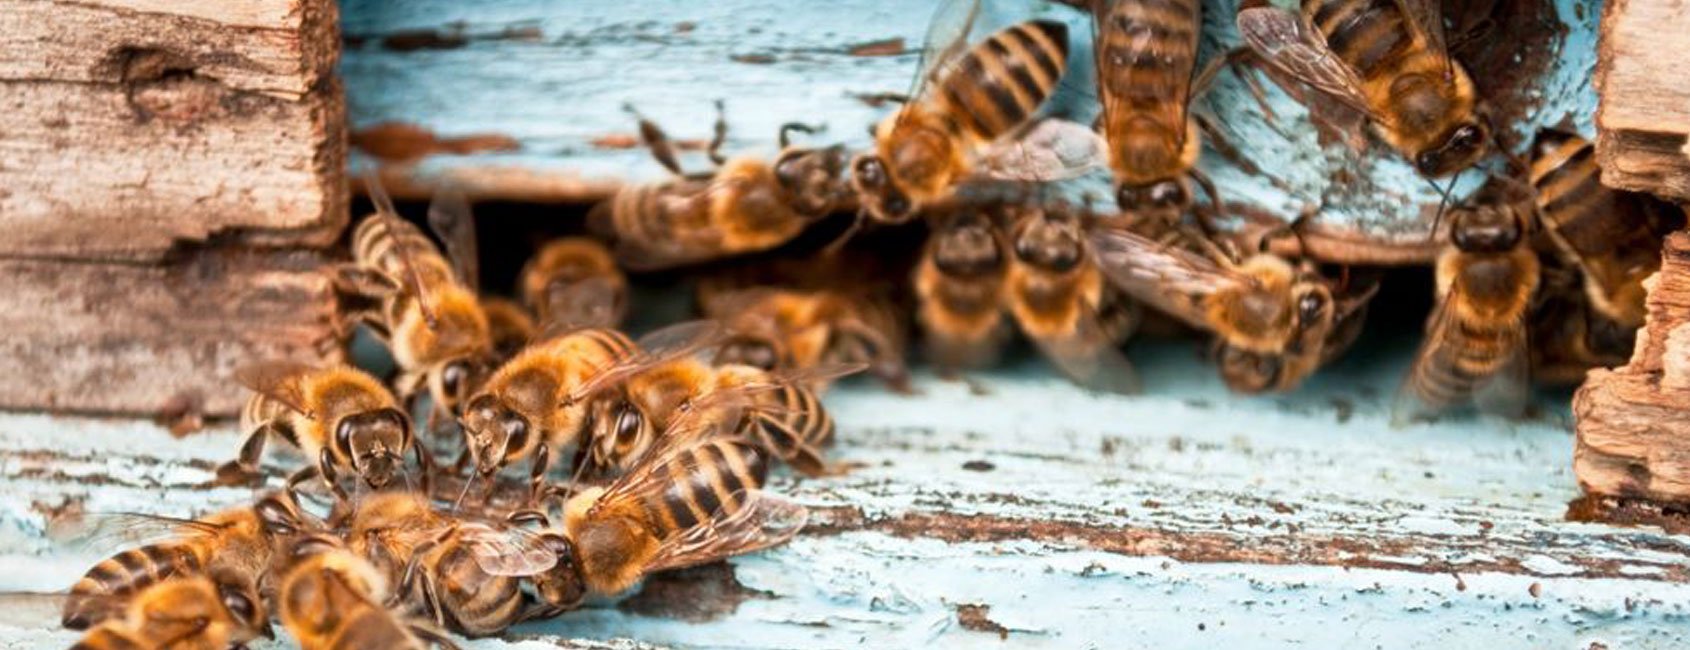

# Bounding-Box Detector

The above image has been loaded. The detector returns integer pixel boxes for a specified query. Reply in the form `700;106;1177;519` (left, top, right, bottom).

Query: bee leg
214;424;275;486
316;448;351;504
407;620;464;650
624;103;686;177
1187;169;1224;238
707;99;730;167
1193;111;1260;177
506;509;549;527
777;122;822;149
412;442;438;499
527;445;551;508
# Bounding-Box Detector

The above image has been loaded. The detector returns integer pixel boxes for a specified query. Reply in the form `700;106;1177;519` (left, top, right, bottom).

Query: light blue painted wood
341;0;1601;247
2;343;1686;648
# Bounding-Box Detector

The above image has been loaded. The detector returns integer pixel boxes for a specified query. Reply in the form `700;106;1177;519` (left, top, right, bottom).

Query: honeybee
1528;282;1633;386
1237;0;1490;178
214;362;426;500
1394;179;1538;423
1529;130;1680;330
277;535;461;650
589;103;848;271
478;297;536;362
518;237;627;330
1090;225;1346;387
561;436;807;596
1093;0;1223;233
851;0;1076;224
457;321;717;503
346;492;583;637
1004;203;1142;394
337;177;495;422
700;285;911;393
915;208;1013;373
1215;267;1379;393
62;490;311;631
71;575;270;650
580;361;855;479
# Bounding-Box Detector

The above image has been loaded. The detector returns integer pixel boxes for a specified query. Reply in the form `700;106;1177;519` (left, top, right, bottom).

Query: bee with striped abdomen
62;490;311;631
1394;179;1538;423
1237;0;1491;178
851;0;1078;224
519;237;628;330
1004;203;1142;393
561;436;807;596
337;178;495;424
590;103;848;270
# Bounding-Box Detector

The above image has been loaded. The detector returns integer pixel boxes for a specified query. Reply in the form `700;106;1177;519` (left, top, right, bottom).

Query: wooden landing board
340;0;1601;264
3;345;1685;648
0;0;346;262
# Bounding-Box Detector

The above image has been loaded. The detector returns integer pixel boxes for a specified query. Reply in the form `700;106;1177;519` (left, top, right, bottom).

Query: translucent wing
537;276;625;335
643;489;809;575
427;186;480;290
1236;7;1379;120
1395;0;1451;79
365;169;438;328
233;361;316;417
56;512;224;555
1472;321;1531;419
1024;300;1141;395
907;0;984;103
973;118;1108;182
460;523;560;577
565;321;726;404
1391;289;1529;424
1088;228;1248;330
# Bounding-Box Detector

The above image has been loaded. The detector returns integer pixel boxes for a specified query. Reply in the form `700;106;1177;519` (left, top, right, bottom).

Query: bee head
932;211;1004;277
849;154;916;224
254;490;308;538
1217;344;1281;394
1416;121;1490;178
1116;178;1189;217
335;407;411;490
775;145;848;217
715;336;782;371
461;394;530;476
532;533;587;609
587;399;649;474
431;355;490;416
209;568;272;641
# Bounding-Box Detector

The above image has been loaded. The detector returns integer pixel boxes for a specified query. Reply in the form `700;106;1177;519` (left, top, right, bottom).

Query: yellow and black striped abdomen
757;382;836;451
63;542;203;629
1098;0;1199;111
607;179;713;251
935;21;1069;141
351;215;448;281
1307;0;1416;81
643;439;768;535
432;542;525;636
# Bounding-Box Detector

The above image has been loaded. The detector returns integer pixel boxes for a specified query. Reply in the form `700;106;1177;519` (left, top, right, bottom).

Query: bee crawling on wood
589;100;850;271
70;574;271;650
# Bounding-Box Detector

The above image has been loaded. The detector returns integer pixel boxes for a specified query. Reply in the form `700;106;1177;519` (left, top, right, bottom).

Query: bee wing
1394;0;1451;78
907;0;983;103
364;170;439;328
537;276;625;335
426;186;480;290
642;489;809;575
1088;228;1247;330
1025;300;1141;395
233;361;316;417
460;524;560;576
1473;321;1532;420
974;118;1107;182
1235;7;1379;121
1391;291;1530;424
565;321;726;404
55;512;224;555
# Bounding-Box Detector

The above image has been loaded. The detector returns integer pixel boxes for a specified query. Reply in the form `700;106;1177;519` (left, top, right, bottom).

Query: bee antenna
821;209;866;257
451;471;476;515
1426;175;1455;242
558;446;594;505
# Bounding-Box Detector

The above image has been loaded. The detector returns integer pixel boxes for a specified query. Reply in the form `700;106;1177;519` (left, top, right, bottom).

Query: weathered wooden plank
1;347;1685;647
0;249;343;417
340;0;1600;264
1575;231;1690;504
1595;0;1690;201
0;0;346;261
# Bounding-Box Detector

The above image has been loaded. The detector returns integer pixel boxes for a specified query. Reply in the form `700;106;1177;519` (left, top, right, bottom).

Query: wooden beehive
3;1;1690;648
0;0;347;416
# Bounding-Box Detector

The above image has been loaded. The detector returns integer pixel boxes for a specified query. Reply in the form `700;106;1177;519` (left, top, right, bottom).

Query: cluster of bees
60;0;1688;648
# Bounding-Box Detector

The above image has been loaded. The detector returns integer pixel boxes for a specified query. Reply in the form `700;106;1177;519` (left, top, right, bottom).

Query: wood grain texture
339;0;1600;265
1;349;1685;648
1576;232;1690;503
0;249;343;417
0;0;346;261
1595;0;1690;201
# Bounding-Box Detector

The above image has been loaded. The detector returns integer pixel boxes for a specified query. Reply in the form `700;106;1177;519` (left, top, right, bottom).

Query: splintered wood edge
1595;0;1690;200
